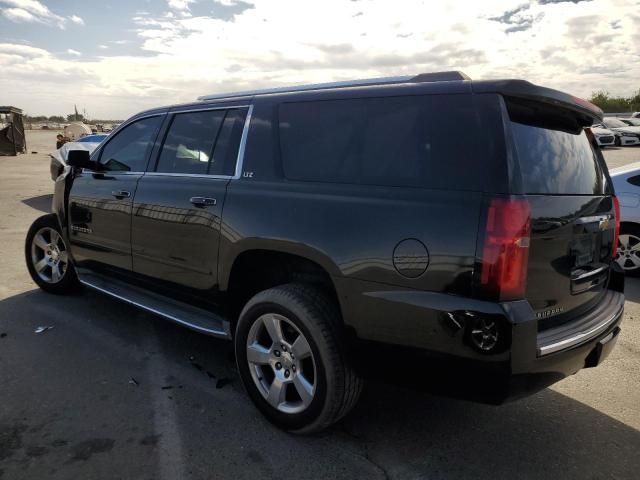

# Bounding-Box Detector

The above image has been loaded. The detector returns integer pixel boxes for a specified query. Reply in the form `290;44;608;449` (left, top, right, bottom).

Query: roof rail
197;71;470;102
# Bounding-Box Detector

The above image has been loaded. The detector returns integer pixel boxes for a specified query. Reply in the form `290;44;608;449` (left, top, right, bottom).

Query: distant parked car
591;125;616;148
601;117;640;146
620;118;640;127
632;112;640;119
50;134;108;181
611;162;640;274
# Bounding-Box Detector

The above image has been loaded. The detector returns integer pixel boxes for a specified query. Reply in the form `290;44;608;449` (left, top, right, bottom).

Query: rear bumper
343;277;625;404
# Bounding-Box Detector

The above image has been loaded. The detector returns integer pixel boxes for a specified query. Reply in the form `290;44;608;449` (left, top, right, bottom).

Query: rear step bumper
536;289;624;356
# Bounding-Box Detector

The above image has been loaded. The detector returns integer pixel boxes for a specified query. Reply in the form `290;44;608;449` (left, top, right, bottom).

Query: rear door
131;106;248;290
68;114;164;271
505;98;616;325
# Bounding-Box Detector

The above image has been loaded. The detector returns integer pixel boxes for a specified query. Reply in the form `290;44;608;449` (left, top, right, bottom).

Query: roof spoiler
473;80;603;125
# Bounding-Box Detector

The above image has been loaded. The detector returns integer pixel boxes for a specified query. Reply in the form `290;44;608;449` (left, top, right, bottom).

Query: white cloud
68;14;84;25
98;45;109;50
167;0;194;16
0;0;66;27
2;0;639;119
1;7;36;22
66;49;81;56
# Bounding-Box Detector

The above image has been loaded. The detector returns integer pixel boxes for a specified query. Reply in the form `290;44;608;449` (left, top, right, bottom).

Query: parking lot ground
1;131;639;480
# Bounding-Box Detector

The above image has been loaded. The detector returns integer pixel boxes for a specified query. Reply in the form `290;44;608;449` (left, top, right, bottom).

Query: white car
50;134;108;180
611;162;640;274
591;125;616;147
620;118;640;127
601;117;640;146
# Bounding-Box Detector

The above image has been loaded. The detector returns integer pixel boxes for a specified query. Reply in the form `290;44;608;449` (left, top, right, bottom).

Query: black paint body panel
51;77;623;401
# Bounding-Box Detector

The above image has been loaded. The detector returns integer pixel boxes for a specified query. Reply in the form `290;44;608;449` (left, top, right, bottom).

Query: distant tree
48;115;65;123
25;115;48;122
589;90;633;113
67;113;84;122
629;89;640;112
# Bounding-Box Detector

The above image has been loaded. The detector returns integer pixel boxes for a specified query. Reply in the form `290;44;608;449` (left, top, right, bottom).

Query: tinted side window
100;116;162;172
156;110;226;175
279;95;496;190
210;109;248;176
628;175;640;187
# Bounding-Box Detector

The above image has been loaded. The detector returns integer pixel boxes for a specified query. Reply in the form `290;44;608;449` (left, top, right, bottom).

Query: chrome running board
78;270;231;339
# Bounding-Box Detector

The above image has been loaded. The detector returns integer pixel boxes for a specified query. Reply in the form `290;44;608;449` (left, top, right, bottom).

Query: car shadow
21;194;52;213
0;288;638;479
622;276;640;304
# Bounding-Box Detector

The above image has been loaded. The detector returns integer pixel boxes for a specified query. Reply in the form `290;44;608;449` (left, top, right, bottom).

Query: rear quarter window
279;94;507;191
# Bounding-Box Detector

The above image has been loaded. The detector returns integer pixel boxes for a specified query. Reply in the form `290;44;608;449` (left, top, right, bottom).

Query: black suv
26;71;625;433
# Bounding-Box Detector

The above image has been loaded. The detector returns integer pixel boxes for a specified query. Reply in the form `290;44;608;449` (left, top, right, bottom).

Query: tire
615;224;640;277
235;283;363;434
25;214;80;294
615;136;621;147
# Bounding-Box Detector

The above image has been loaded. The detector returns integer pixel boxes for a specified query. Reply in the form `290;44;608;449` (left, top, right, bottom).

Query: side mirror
67;150;98;170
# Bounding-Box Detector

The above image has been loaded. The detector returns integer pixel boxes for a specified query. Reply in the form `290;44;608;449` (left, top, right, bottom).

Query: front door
131;106;248;290
68;115;164;271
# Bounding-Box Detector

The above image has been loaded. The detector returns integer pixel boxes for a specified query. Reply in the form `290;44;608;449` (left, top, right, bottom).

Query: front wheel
235;284;362;434
25;214;80;294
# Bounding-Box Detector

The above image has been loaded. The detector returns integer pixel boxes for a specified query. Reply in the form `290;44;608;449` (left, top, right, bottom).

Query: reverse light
478;197;531;301
613;196;621;258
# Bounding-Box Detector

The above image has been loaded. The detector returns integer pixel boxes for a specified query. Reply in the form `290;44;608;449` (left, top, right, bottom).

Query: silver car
611;162;640;274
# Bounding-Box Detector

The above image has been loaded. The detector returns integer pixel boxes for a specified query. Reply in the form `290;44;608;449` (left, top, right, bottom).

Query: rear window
510;122;604;195
279;94;504;191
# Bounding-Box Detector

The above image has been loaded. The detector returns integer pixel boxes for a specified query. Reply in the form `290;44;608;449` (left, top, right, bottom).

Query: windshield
622;118;640;126
603;118;628;128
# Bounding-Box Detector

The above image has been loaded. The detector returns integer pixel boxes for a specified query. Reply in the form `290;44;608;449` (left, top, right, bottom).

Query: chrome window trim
233;104;253;180
80;170;144;176
144;172;232;180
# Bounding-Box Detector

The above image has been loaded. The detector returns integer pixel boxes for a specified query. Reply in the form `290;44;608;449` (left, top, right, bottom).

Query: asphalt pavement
1;131;639;479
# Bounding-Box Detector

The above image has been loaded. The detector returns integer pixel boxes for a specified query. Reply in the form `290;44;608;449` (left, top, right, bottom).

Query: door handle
111;190;131;199
190;196;217;208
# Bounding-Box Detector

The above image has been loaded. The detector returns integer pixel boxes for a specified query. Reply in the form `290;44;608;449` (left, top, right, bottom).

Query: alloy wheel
246;313;317;414
615;234;640;271
30;227;69;283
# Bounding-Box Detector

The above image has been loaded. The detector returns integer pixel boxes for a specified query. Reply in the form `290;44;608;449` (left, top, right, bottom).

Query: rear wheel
615;224;640;276
25;214;80;294
235;283;362;433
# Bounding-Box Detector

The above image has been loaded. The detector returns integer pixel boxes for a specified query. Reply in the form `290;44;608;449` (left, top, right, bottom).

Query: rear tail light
477;197;531;301
613;196;621;257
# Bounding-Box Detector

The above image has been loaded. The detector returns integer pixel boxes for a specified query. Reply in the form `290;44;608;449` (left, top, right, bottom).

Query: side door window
99;116;163;172
155;108;247;176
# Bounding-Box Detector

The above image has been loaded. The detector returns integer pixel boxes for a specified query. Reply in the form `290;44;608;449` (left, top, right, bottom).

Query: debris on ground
0;332;7;338
188;355;204;372
216;378;230;389
128;377;139;386
34;326;54;334
160;385;183;390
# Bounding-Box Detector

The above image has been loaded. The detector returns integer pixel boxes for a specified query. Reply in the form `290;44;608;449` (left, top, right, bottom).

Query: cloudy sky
0;0;638;119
